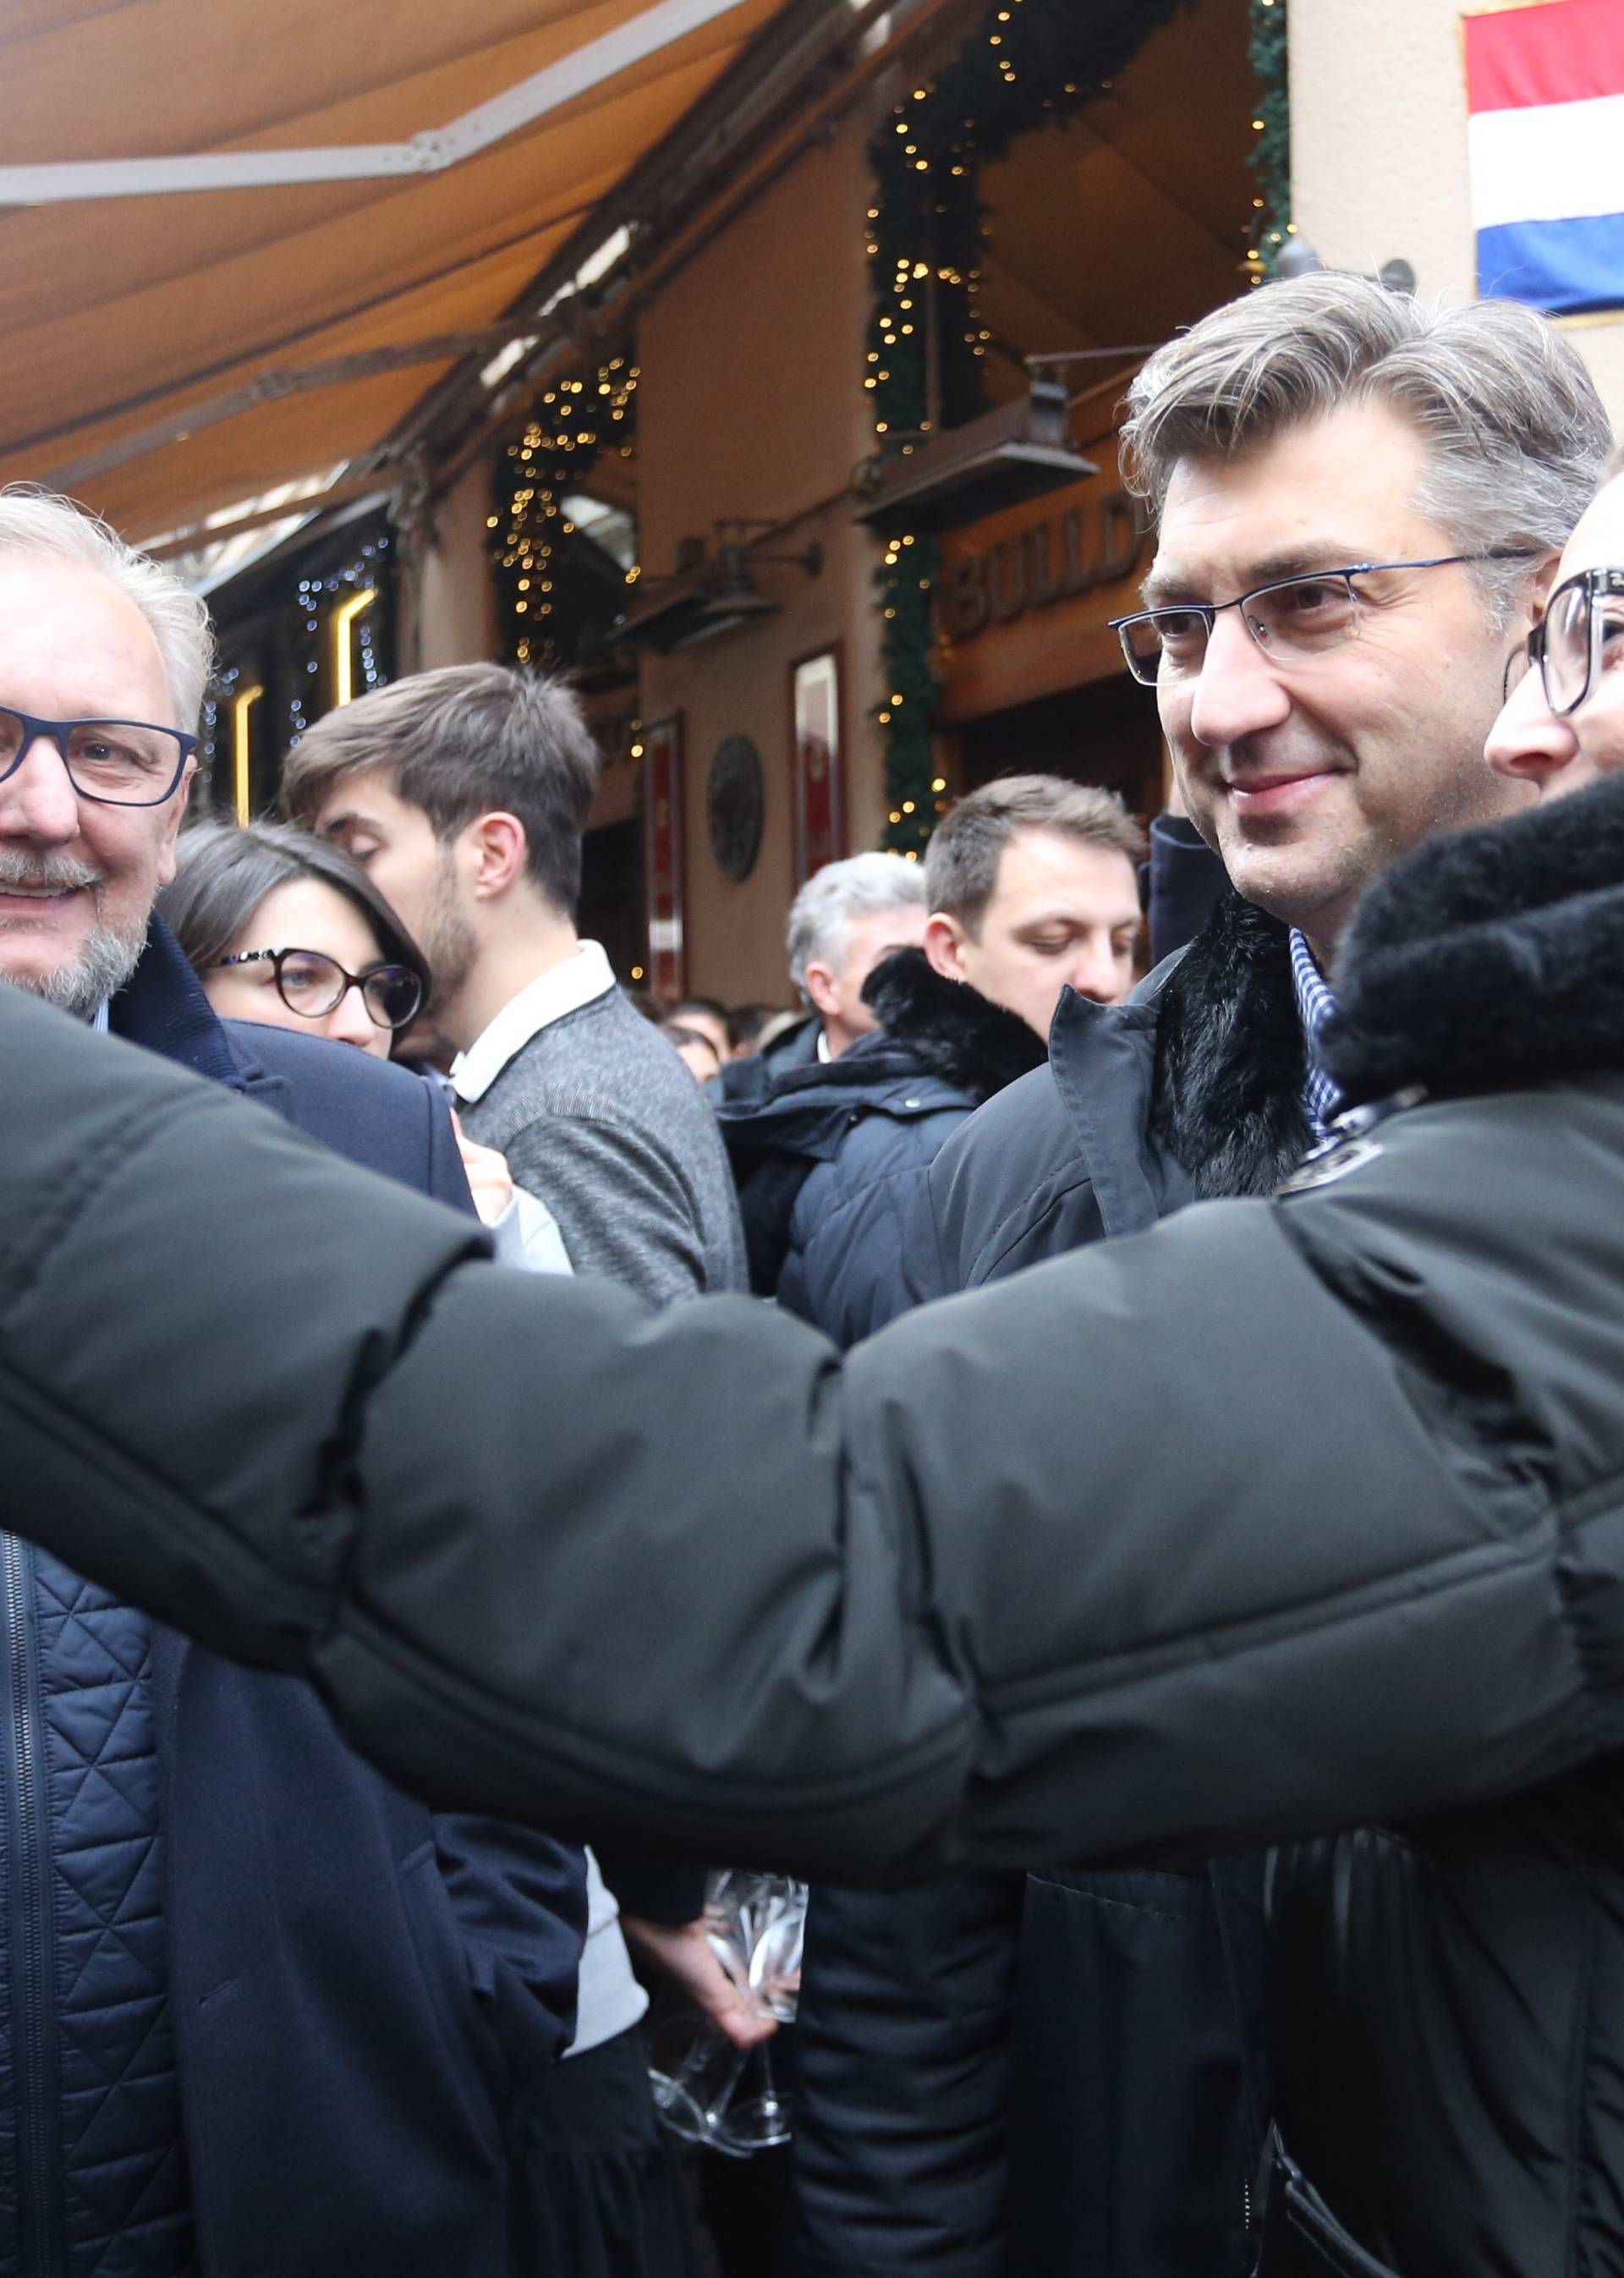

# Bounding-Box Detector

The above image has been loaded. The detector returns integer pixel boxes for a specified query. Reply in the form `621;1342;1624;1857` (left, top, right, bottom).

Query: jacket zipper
4;1533;66;2277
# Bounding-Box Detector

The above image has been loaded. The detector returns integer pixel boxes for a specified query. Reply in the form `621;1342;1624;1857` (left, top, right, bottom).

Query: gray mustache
0;854;102;892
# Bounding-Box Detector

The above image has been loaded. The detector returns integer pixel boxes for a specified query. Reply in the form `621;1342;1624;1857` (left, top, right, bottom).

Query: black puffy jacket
793;892;1301;2278
718;951;1044;1345
5;784;1624;2275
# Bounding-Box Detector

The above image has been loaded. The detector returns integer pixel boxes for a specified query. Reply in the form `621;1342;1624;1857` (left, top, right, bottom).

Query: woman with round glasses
161;817;426;1059
159;820;548;1241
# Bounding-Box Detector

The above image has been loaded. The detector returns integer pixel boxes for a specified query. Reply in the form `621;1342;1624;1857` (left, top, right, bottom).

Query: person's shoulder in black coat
721;951;1045;1346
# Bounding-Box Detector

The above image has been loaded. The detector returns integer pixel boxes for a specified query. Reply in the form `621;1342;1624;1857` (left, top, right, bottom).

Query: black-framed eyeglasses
1502;566;1624;715
0;706;195;806
1109;552;1535;687
215;946;425;1032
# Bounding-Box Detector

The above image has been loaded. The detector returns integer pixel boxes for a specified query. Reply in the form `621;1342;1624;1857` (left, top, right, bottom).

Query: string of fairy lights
293;538;391;732
864;0;1193;854
274;0;1288;861
200;532;392;808
489;355;639;668
1247;0;1292;281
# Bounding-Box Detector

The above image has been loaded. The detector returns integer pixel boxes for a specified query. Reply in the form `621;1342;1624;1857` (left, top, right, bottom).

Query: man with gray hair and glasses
793;273;1612;2278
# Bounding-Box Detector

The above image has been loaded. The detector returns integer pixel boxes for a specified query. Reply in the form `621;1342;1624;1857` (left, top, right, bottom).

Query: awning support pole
0;0;752;208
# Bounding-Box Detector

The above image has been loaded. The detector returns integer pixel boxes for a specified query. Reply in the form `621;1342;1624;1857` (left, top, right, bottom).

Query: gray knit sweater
462;982;746;1306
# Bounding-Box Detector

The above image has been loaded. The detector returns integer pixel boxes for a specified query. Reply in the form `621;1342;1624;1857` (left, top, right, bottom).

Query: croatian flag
1465;0;1624;315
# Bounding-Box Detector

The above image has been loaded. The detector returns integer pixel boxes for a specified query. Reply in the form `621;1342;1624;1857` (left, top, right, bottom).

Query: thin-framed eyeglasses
1110;552;1535;687
0;706;195;807
1501;566;1624;716
215;946;425;1031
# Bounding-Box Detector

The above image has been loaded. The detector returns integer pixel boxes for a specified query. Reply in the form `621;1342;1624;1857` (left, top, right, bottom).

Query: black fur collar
862;947;1048;1105
1149;890;1314;1199
1327;771;1624;1107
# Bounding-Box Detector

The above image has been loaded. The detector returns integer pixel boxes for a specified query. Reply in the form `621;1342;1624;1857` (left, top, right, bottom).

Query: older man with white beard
0;487;590;2278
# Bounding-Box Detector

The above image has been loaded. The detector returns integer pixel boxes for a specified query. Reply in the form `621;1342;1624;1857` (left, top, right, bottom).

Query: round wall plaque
707;735;765;882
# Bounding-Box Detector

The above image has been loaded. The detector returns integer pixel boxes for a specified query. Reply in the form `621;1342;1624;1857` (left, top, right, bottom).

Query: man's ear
465;810;528;899
802;959;842;1021
922;910;967;983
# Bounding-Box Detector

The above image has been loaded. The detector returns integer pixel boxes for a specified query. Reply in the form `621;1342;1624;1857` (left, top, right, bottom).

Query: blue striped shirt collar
1288;928;1343;1139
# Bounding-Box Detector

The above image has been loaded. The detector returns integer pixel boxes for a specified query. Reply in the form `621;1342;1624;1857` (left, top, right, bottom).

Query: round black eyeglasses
215;947;425;1032
0;707;195;806
1502;566;1624;716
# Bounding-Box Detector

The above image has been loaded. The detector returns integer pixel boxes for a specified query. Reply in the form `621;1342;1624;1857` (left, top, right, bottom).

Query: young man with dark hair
283;663;753;2214
283;662;745;1306
720;776;1143;1345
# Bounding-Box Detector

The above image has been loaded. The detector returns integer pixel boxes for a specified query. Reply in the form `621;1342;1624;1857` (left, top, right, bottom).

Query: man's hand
622;1913;779;2049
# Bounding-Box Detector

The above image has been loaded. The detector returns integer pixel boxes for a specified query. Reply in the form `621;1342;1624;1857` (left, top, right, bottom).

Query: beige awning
0;0;788;540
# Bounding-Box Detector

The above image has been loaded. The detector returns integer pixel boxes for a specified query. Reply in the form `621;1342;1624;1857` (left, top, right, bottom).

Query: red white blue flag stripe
1465;0;1624;314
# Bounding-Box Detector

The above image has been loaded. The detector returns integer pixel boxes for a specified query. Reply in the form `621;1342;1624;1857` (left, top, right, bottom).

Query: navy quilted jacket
0;923;588;2278
0;1543;193;2278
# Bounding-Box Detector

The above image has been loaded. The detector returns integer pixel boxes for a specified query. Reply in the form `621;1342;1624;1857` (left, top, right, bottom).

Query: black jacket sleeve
4;988;1624;1880
793;1875;1023;2278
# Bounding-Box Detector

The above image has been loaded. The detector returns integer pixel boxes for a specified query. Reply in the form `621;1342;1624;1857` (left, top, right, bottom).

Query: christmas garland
489;355;639;670
1247;0;1291;279
866;0;1192;855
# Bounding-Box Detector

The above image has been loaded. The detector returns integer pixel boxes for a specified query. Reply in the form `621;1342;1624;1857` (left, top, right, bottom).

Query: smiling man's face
1152;399;1533;958
0;552;190;1013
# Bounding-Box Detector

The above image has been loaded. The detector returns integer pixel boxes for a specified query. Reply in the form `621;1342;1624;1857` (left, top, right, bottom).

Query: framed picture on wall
790;648;845;887
642;715;687;1002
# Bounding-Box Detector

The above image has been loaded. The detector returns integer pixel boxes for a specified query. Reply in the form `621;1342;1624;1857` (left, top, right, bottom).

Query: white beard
21;920;145;1018
0;852;146;1018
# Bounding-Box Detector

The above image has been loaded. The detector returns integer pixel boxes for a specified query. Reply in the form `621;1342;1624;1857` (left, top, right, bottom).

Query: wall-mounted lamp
331;588;376;707
617;525;822;651
232;683;262;823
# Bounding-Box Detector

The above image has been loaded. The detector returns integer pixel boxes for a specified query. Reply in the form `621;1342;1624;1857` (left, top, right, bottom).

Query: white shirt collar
450;940;617;1104
92;1002;110;1035
816;1027;832;1063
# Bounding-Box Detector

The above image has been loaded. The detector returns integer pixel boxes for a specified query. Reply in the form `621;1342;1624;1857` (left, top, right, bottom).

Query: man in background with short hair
283;661;745;1306
720;776;1143;1346
791;849;931;1062
283;660;758;2194
717;850;929;1112
667;994;732;1068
